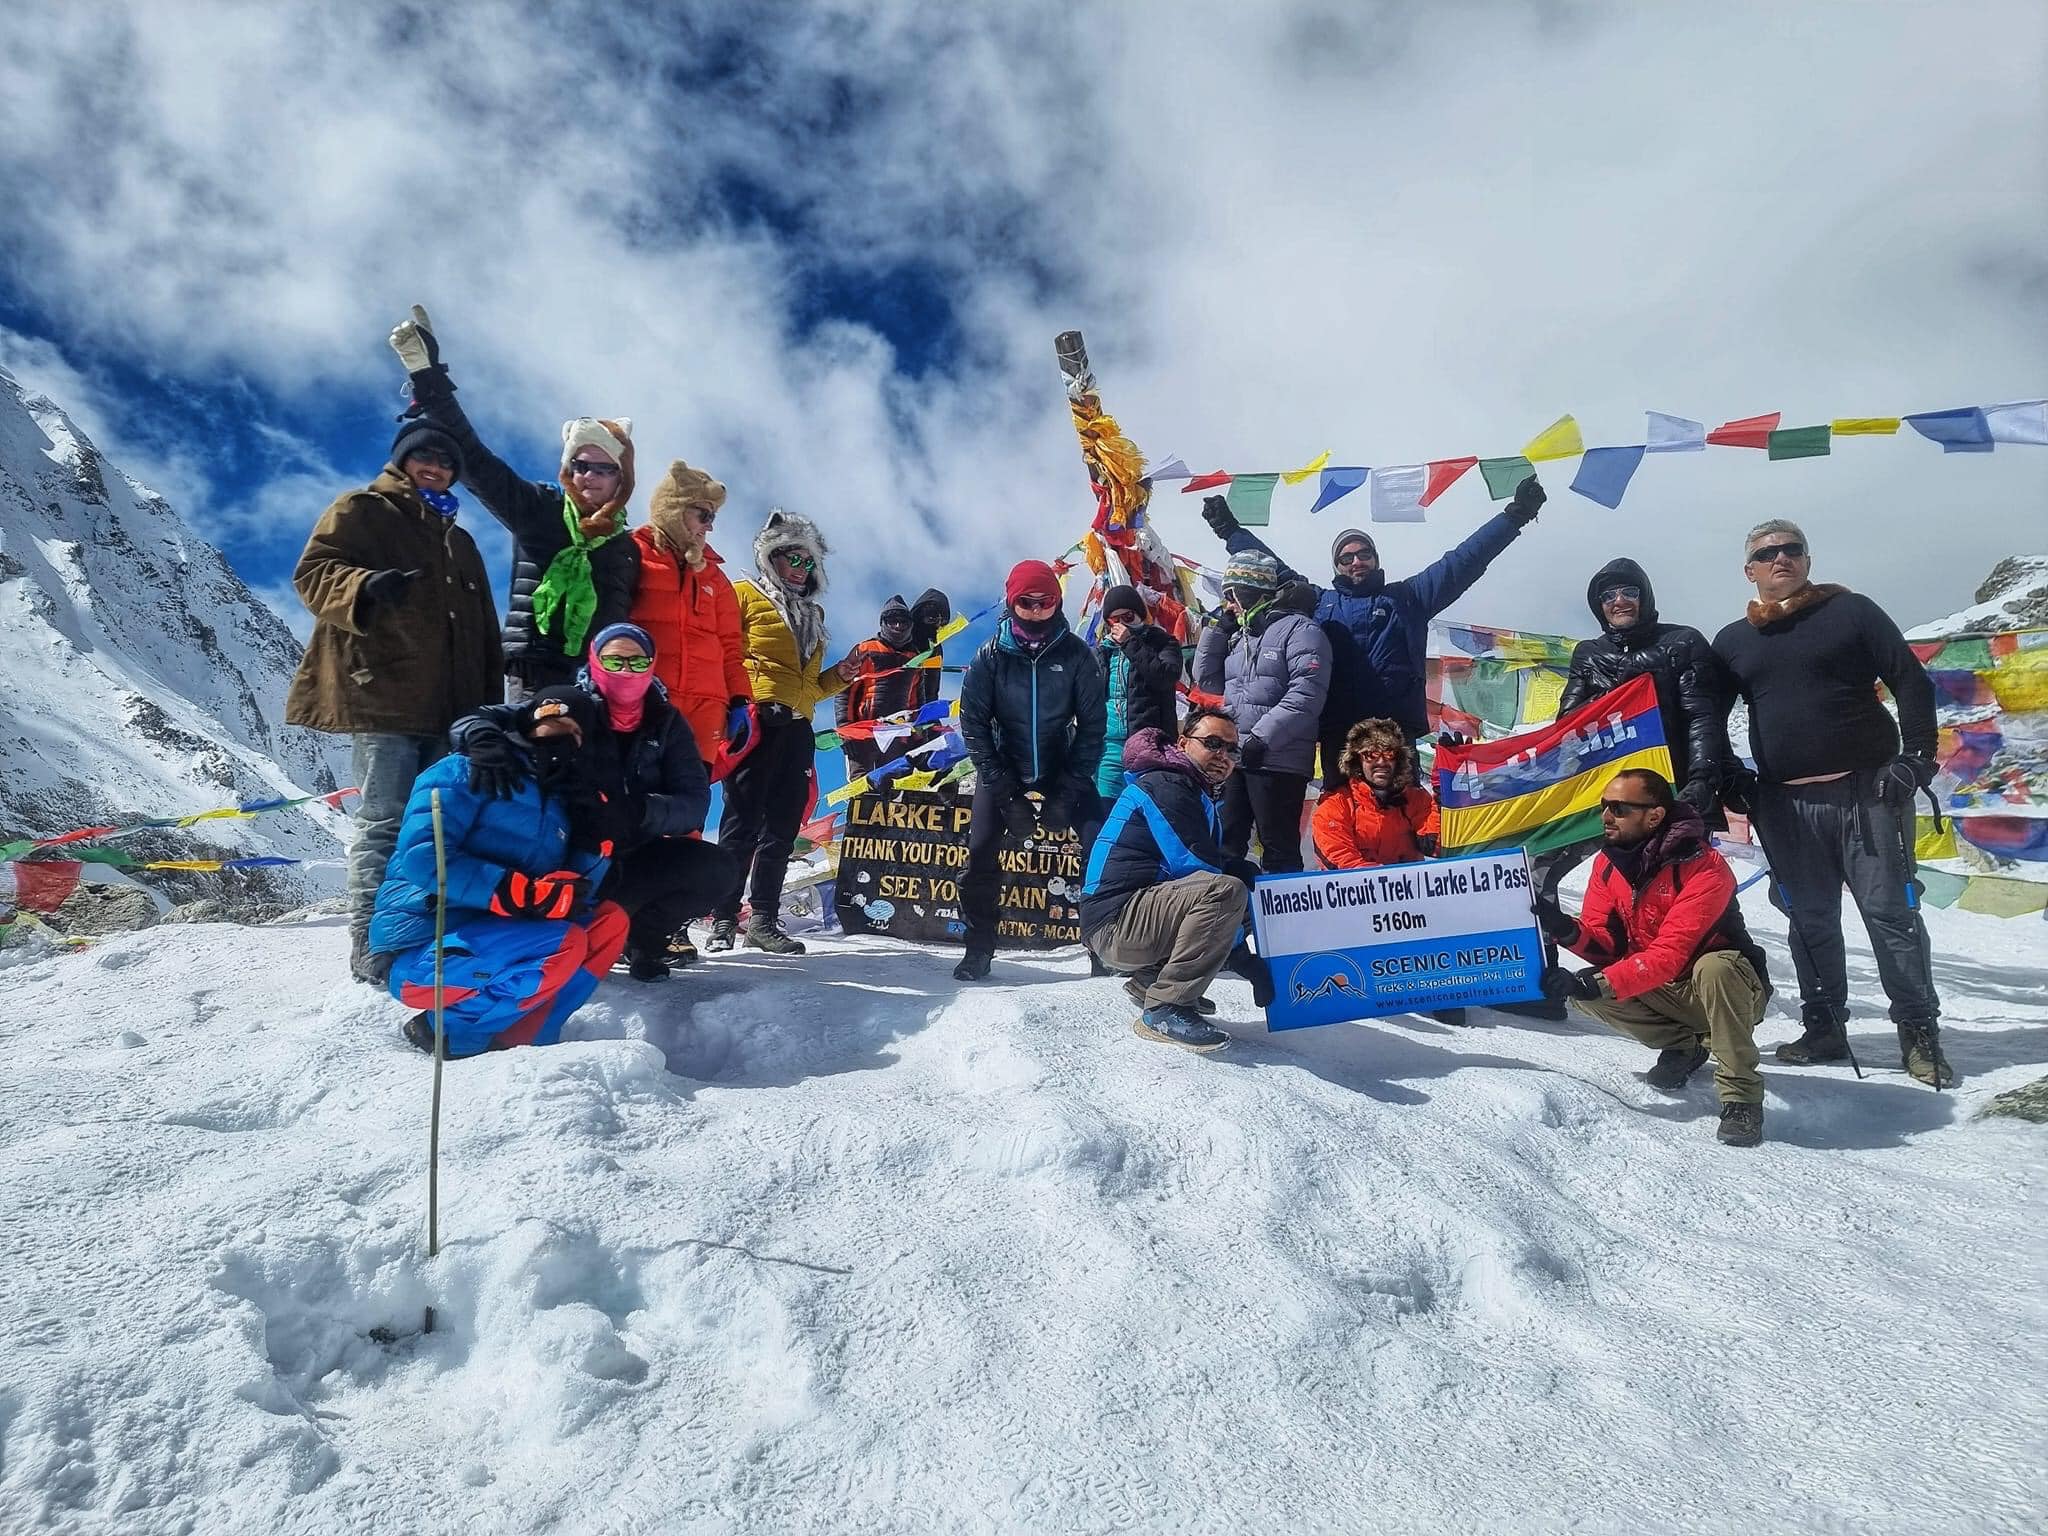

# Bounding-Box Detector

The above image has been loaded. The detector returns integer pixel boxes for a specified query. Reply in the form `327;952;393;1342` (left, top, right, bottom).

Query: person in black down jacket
389;306;642;702
1093;584;1185;799
454;622;734;981
954;559;1108;982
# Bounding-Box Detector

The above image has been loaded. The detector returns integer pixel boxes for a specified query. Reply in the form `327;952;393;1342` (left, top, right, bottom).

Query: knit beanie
1331;529;1376;565
588;621;656;658
879;593;912;625
390;418;463;477
560;417;633;470
1221;550;1282;594
1101;584;1146;620
516;684;604;740
1005;559;1060;606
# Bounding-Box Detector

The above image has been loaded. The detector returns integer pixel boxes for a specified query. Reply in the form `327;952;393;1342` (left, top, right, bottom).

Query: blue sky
2;0;2045;692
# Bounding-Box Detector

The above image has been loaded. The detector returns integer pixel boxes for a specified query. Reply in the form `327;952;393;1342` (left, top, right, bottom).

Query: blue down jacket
1191;590;1332;777
1081;728;1236;940
368;754;612;955
1226;513;1524;738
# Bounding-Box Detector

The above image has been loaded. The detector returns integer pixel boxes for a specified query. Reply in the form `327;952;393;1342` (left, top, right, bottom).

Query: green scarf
530;494;619;655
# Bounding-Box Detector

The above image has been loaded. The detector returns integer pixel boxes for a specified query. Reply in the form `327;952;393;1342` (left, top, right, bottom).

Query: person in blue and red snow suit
370;686;629;1057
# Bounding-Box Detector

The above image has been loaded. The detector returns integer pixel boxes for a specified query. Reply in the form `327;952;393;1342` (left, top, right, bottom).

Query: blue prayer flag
1309;466;1368;514
1568;445;1647;509
1905;408;1994;453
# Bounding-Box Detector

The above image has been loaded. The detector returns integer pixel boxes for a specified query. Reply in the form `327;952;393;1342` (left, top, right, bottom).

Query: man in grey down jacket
1192;550;1331;872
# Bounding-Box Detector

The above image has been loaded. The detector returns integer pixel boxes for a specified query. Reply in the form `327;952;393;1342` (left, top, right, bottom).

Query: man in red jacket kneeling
1535;767;1773;1147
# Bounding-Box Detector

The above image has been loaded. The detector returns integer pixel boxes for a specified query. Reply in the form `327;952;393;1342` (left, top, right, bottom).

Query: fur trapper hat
1337;717;1419;788
647;458;727;569
557;417;636;539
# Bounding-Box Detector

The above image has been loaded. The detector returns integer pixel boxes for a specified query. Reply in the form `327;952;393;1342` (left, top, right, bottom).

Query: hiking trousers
714;708;814;925
1220;767;1309;873
349;733;448;935
1748;770;1940;1026
1572;949;1767;1104
609;837;737;955
1084;871;1249;1009
961;781;1102;951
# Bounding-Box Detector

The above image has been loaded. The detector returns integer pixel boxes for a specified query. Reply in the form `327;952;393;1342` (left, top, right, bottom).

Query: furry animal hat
557;417;636;539
1337;717;1420;789
752;508;830;662
647;458;727;569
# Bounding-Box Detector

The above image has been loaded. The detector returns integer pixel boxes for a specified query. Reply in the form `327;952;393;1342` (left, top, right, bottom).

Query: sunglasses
774;549;817;572
1011;594;1060;614
1335;547;1375;565
567;458;620;479
1188;734;1241;758
1746;540;1806;565
689;505;717;522
1359;748;1398;764
1598;584;1642;605
597;653;654;673
1106;611;1143;627
1599;799;1658;817
404;447;457;470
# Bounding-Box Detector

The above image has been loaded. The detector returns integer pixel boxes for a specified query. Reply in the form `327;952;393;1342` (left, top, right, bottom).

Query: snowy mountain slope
1;888;2041;1534
1908;554;2048;637
0;366;349;896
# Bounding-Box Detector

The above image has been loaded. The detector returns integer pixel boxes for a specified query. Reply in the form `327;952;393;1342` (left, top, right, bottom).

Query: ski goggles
596;653;654;673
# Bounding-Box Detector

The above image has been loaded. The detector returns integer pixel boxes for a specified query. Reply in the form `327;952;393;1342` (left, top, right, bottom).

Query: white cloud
0;0;2043;646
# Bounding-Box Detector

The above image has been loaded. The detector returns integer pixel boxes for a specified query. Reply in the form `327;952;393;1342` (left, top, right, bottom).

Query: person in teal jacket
370;686;627;1057
1093;584;1185;798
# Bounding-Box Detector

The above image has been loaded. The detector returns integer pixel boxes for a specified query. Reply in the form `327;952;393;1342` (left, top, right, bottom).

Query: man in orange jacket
1310;718;1438;868
1537;767;1772;1146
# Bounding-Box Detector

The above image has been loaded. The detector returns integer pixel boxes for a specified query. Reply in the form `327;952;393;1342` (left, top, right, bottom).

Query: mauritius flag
1435;673;1674;855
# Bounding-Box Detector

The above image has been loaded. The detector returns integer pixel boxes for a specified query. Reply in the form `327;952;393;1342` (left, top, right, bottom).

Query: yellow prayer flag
1519;668;1567;725
894;771;936;792
1281;450;1331;486
825;776;870;808
935;615;969;643
1829;418;1901;436
1913;820;1958;862
1522;415;1585;463
144;860;227;871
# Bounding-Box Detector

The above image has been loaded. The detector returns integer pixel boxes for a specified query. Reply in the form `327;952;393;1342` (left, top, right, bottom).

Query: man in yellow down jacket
286;416;503;985
708;509;857;955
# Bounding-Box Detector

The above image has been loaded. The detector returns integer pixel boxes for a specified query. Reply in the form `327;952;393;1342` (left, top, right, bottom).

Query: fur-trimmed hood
647;459;727;570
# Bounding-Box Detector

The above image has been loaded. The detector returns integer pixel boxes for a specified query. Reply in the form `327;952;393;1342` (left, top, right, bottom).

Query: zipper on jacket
1030;650;1041;783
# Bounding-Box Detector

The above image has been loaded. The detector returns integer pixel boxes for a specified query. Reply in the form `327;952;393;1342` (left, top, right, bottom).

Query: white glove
388;304;438;374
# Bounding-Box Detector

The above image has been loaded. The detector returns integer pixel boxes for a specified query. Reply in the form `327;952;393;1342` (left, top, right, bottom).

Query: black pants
610;837;737;955
715;707;815;925
1219;767;1309;873
961;780;1103;951
1749;770;1939;1025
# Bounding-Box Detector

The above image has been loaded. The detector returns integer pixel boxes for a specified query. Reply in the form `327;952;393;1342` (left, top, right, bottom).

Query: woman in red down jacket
629;460;752;771
1311;717;1440;869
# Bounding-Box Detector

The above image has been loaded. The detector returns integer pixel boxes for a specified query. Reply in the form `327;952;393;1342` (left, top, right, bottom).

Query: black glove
465;727;530;801
1201;494;1240;540
1000;794;1038;839
1227;943;1276;1008
489;868;589;920
1504;475;1546;527
1417;834;1440;858
1721;765;1759;816
1435;730;1471;751
1875;754;1935;804
1211;605;1240;638
1540;965;1603;1002
1530;892;1578;944
1224;857;1261;889
1240;735;1268;771
1678;778;1714;813
360;567;421;612
1039;792;1073;835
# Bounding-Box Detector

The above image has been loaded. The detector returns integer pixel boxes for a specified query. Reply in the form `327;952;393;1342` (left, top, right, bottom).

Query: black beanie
391;417;464;478
517;685;603;741
1101;584;1146;620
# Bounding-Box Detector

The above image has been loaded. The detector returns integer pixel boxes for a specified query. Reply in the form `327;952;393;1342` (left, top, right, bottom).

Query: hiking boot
401;1012;479;1059
1899;1025;1956;1089
1777;1004;1850;1065
1716;1102;1764;1147
1134;1005;1230;1053
627;951;672;982
349;930;391;987
1122;978;1217;1016
667;930;699;967
953;947;993;982
1429;1007;1470;1026
743;919;806;955
704;917;739;953
1647;1042;1710;1092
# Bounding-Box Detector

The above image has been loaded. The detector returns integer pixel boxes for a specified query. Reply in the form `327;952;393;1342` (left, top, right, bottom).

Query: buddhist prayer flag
1766;425;1831;460
1904;408;1993;452
1148;457;1192;481
1707;413;1781;449
1478;456;1536;500
1568;445;1646;509
1522;415;1585;463
1282;450;1331;486
1983;399;2048;446
1830;417;1901;436
934;614;969;643
1181;471;1231;493
1226;472;1279;527
1645;412;1706;452
1420;457;1479;507
1368;465;1428;523
1309;466;1368;513
1435;674;1673;855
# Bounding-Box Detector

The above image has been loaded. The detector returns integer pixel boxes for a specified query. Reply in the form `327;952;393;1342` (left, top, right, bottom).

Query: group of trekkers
284;308;1954;1147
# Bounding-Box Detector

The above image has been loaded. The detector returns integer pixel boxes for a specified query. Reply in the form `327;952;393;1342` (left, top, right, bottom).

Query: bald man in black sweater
1713;520;1950;1088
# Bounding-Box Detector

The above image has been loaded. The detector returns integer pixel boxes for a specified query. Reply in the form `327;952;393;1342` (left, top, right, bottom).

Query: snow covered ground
2;887;2043;1535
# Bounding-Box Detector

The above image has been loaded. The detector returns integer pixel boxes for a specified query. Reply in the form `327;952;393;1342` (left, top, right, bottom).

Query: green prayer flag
813;729;842;750
0;840;34;861
1932;636;1994;673
1448;660;1523;730
1478;456;1536;500
1914;867;1968;909
70;848;141;868
1766;425;1831;460
1226;473;1280;528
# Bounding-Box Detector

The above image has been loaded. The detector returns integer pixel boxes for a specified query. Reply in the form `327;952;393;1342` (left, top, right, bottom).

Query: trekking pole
425;789;449;1332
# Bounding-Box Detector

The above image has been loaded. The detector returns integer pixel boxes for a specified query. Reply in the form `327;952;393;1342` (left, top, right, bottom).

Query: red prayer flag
1180;471;1232;493
13;861;82;912
34;826;117;848
1420;457;1479;508
1706;413;1781;450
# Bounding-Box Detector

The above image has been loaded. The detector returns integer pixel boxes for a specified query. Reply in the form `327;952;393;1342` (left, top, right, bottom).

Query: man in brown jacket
286;417;504;984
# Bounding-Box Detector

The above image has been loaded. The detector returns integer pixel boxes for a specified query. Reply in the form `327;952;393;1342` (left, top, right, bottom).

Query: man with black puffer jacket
1713;519;1949;1087
955;560;1108;981
1201;477;1544;783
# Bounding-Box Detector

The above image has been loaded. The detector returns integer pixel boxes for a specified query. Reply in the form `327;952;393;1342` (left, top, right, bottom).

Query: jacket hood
1121;725;1206;784
752;509;829;594
1586;557;1660;634
1611;797;1707;879
910;587;951;623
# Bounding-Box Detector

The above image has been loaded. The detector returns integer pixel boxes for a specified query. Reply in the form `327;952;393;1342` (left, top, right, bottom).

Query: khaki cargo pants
1571;949;1767;1104
1085;871;1247;1009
